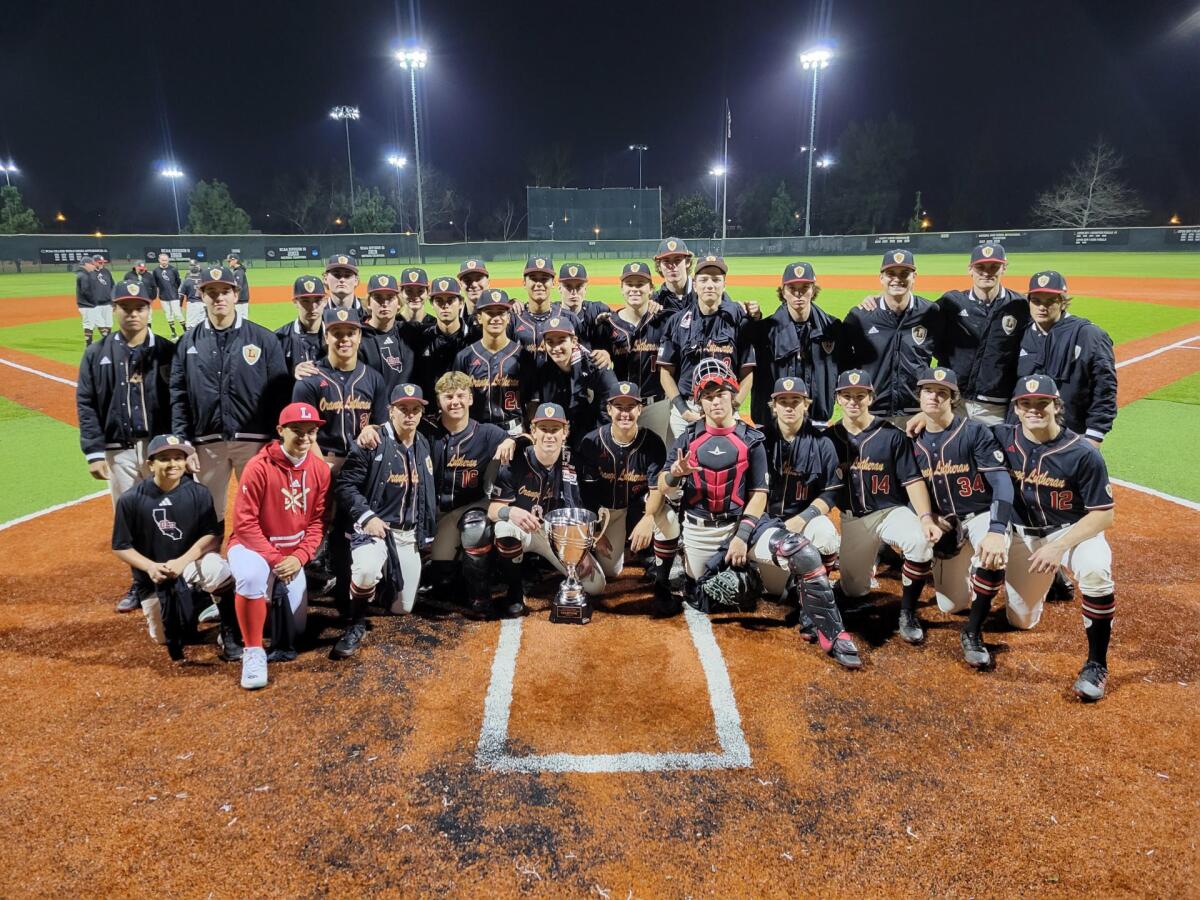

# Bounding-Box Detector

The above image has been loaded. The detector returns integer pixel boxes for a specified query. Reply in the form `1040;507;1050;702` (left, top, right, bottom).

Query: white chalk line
1115;335;1200;368
475;604;751;773
0;490;108;532
1111;478;1200;512
0;357;77;387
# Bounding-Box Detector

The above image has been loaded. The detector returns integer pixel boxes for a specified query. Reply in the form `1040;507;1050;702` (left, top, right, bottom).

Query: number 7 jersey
826;418;924;516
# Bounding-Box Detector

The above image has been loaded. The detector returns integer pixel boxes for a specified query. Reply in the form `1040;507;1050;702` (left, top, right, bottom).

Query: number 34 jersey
912;415;1007;519
826;418;924;517
991;424;1113;529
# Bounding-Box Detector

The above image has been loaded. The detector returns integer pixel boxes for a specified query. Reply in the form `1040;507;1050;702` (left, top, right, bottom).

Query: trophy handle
594;508;611;543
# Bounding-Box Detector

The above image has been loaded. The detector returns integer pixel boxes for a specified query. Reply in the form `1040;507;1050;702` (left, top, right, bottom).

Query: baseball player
458;259;490;312
74;255;108;347
333;384;438;657
842;251;945;423
123;262;159;329
911;367;1013;668
557;263;615;364
226;402;330;689
275;276;326;377
510;256;582;362
408;276;479;399
397;267;434;326
746;262;843;429
227;253;250;317
453;289;529;434
323;254;366;317
609;261;674;442
658;254;755;440
521;317;620;450
181;261;207;330
94;254;115;305
758;377;843;604
576;382;680;613
169;265;290;524
77;278;177;612
111;434;238;661
424;371;518;618
651;237;696;313
488;403;607;617
659;360;859;668
826;369;941;644
994;374;1117;701
152;253;184;337
356;273;416;393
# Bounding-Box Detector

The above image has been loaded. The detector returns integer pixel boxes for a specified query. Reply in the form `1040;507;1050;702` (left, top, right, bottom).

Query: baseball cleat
197;603;221;624
897;609;925;644
651;584;682;618
240;647;268;690
217;626;244;662
115;587;141;613
1072;661;1108;702
817;631;863;669
1047;571;1075;603
331;620;367;660
463;596;493;621
960;630;991;668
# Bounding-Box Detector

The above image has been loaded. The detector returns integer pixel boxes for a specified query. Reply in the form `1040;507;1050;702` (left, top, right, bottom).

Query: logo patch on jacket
242;344;261;365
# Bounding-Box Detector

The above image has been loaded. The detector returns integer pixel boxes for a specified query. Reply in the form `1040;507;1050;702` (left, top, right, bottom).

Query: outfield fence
1;225;1196;273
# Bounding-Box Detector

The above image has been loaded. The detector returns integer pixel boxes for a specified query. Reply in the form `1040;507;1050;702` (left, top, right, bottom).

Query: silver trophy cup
543;507;608;624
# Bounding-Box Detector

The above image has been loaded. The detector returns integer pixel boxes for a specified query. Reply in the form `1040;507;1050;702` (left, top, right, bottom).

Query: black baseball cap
559;262;588;282
971;243;1007;265
771;376;810;399
293;275;324;299
531;402;568;425
366;273;400;295
880;249;916;271
430;276;462;298
620;261;653;282
390;383;428;406
836;370;875;393
654;237;692;260
1028;271;1068;295
147;434;195;459
1012;374;1060;401
400;267;429;288
322;306;362;329
694;254;728;275
92;254;105;262
524;256;555;277
112;280;151;304
325;254;359;274
476;288;512;311
543;317;576;337
916;366;959;394
608;382;643;403
198;266;237;288
458;259;489;277
782;261;816;285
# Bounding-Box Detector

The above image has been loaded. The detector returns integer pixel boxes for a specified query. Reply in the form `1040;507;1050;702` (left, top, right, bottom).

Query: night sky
5;0;1198;234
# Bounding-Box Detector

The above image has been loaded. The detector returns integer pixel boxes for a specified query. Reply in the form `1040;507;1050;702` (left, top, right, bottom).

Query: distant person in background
153;253;184;338
227;253;250;318
74;256;104;347
181;261;206;330
91;255;115;341
124;261;159;330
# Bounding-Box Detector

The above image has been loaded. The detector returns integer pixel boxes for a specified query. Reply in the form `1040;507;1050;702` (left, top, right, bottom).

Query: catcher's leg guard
770;531;860;667
459;508;495;616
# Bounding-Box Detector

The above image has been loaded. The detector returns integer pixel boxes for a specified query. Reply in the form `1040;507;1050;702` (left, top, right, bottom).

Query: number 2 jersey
991;424;1113;529
826;418;923;517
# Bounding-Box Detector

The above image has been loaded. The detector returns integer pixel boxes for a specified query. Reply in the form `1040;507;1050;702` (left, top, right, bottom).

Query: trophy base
550;590;592;625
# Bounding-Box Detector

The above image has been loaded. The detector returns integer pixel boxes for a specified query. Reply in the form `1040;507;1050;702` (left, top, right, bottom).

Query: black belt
1014;523;1059;538
684;511;737;528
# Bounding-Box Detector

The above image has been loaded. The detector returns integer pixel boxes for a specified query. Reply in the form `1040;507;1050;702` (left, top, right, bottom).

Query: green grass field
0;397;103;522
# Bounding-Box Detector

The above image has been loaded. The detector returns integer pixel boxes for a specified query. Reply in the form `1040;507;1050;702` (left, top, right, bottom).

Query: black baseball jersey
453;339;527;428
372;440;421;527
668;420;768;519
510;303;581;358
292;360;388;457
992;424;1113;529
491;445;583;516
123;269;159;300
231;266;250;305
747;303;844;427
827;418;923;516
274;320;325;375
425;418;510;511
576;425;666;518
153;264;182;302
609;308;671;401
937;287;1027;404
522;354;620;448
913;416;1011;525
763;421;843;519
94;268;114;304
359;320;416;393
841;296;945;417
1016;314;1117;442
563;299;615;353
651;281;695;314
112;476;221;592
408;316;479;397
658;301;755;397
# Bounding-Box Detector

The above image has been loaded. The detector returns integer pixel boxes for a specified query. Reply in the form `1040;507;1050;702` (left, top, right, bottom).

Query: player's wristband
671;395;689;414
988;500;1013;533
920;513;933;521
798;507;821;526
663;472;681;488
735;515;759;543
497;506;511;521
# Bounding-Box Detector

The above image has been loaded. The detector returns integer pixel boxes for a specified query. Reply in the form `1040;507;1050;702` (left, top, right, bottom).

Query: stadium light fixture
1169;213;1182;225
159;166;185;234
330;106;360;215
55;212;66;222
628;144;649;189
394;47;429;248
799;44;834;236
387;154;408;231
709;165;728;222
816;156;834;168
0;161;18;186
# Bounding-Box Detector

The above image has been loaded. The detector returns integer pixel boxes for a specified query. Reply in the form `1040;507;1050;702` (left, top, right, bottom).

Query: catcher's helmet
692;357;739;400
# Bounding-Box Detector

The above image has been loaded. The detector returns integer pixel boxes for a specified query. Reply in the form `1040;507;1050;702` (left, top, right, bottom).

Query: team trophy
544;507;608;624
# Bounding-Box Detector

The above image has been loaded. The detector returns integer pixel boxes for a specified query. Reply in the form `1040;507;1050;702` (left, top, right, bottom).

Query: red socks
234;593;268;649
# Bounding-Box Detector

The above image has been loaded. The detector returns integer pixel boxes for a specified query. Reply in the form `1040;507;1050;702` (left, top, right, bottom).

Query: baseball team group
73;237;1121;700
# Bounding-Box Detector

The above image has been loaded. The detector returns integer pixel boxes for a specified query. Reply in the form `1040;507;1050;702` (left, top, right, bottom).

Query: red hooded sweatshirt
228;441;330;567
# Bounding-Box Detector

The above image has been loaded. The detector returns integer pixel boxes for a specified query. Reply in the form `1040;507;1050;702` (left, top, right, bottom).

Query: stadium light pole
0;162;16;186
386;153;408;231
330;106;360;215
394;47;429;247
708;165;727;238
160;166;184;234
628;144;648;189
799;45;833;237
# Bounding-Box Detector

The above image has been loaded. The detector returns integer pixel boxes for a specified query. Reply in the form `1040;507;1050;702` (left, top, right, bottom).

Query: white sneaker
197;603;220;624
141;596;167;645
240;647;268;690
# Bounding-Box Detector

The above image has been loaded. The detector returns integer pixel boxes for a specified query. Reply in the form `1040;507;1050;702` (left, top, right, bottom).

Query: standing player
453;289;528;434
911;367;1012;668
521;318;620;449
841;251;944;424
226;402;331;689
323;254;365;317
488;403;607;617
153;253;184;338
658;254;755;440
169;265;290;525
357;273;415;392
995;374;1117;701
74;255;103;348
333;384;438;657
659;360;859;668
510;256;581;361
424;371;517;618
576;383;680;613
77;278;177;612
398;267;433;325
181;261;206;330
408;276;478;398
557;263;615;364
227;253;250;318
275;276;326;377
124;262;159;328
609;261;673;441
111;434;238;661
746;262;843;429
826;370;941;643
458;259;490;312
651;237;696;313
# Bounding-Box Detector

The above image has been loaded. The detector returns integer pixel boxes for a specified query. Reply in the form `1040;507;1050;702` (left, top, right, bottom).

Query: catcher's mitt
932;515;968;560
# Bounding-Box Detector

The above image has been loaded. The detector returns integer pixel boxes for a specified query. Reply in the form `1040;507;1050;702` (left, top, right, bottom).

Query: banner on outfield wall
265;245;321;261
39;247;110;264
975;230;1031;247
348;244;401;260
1066;229;1130;246
871;234;912;246
143;246;208;262
1168;228;1200;244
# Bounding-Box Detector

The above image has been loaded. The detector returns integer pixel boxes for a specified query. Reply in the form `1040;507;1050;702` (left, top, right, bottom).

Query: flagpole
721;99;730;252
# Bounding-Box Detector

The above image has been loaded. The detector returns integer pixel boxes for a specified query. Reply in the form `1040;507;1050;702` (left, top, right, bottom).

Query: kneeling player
333;384;438;658
488;404;606;617
111;434;237;661
996;375;1117;701
827;370;941;644
576;382;680;614
660;359;860;669
912;368;1012;668
226;403;331;690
